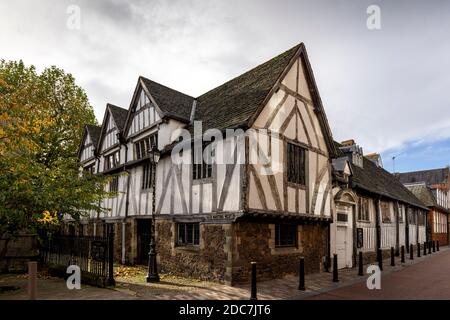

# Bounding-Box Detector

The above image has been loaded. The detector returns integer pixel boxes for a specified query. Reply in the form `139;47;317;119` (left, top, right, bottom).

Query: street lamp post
146;144;160;283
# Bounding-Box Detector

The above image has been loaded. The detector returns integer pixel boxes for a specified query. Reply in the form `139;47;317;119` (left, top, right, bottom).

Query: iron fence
39;230;115;286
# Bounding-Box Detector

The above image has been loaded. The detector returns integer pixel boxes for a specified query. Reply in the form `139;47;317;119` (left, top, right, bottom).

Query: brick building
398;168;450;245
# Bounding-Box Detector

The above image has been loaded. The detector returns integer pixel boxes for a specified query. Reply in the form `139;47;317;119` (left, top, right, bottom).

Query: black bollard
298;258;305;291
377;249;383;271
332;254;339;282
433;241;436;252
401;245;405;263
390;247;395;266
417;242;421;257
358;251;364;276
250;262;257;300
437;240;440;251
428;241;432;254
424;242;427;256
410;244;414;260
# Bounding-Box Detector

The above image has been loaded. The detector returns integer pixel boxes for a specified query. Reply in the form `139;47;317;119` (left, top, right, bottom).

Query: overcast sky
1;0;449;172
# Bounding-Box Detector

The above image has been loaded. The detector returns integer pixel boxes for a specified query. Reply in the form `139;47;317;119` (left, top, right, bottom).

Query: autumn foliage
0;60;111;239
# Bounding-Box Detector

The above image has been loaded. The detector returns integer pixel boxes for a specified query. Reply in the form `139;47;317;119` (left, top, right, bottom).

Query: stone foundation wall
155;220;228;283
0;234;38;273
230;222;328;285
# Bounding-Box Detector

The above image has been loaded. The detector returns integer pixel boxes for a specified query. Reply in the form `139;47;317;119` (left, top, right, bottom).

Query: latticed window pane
287;143;305;185
275;224;297;247
142;163;152;190
177;223;200;246
135;134;158;160
192;143;213;180
109;176;119;192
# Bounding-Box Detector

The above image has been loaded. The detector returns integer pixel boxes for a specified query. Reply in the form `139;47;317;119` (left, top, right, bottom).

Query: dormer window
135;134;158;160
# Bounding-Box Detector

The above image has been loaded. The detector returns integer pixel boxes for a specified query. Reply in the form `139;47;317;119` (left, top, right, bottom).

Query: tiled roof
141;77;194;122
334;141;427;209
397;168;449;186
85;124;101;147
194;44;301;131
405;184;436;207
107;104;128;131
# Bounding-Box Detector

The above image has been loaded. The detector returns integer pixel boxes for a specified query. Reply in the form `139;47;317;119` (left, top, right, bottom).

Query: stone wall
155;220;228;283
230;222;328;285
0;234;38;273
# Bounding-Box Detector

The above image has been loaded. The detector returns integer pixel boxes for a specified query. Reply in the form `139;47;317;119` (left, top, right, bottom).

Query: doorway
336;226;348;269
136;219;152;265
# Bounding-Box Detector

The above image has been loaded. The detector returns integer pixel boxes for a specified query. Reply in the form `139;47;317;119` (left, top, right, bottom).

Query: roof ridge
197;43;302;99
140;76;195;99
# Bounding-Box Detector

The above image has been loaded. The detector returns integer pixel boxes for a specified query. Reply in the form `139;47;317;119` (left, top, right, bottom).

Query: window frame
109;176;119;193
286;142;306;186
104;151;120;171
192;143;213;181
380;201;391;223
134;133;158;160
358;197;370;222
142;163;153;190
275;223;297;248
176;223;200;246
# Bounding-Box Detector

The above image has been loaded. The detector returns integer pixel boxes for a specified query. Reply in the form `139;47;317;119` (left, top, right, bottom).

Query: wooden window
417;211;425;226
358;197;370;221
109;176;119;192
408;208;416;224
192;144;212;180
83;164;95;175
337;205;350;222
135;134;158;160
142;163;152;190
177;223;200;246
380;201;391;223
287;143;305;185
398;204;404;223
275;224;297;247
104;151;120;170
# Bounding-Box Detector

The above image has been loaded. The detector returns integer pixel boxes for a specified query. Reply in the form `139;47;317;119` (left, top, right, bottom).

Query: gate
39;227;115;287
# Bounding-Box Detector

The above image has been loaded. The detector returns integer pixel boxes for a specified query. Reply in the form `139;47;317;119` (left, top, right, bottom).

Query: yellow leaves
36;210;59;225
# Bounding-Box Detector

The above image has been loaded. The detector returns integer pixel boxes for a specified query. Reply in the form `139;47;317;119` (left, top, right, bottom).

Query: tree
0;60;112;243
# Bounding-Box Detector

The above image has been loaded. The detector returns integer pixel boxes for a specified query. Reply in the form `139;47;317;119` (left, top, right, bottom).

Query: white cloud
1;0;449;163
